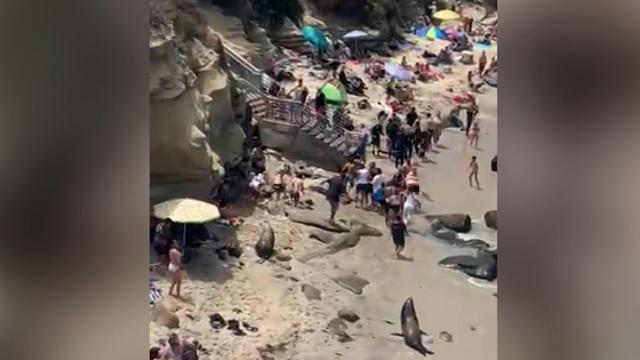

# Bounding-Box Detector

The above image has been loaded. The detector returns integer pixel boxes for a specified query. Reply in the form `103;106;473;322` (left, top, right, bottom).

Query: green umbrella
321;82;347;104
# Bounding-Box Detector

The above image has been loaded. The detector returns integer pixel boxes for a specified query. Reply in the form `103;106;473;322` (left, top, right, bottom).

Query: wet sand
151;20;497;360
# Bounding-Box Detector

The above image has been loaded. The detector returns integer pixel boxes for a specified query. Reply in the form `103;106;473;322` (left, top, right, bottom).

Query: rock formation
150;0;246;203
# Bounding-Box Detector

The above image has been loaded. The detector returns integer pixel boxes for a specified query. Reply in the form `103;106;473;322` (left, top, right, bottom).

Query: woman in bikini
469;119;481;149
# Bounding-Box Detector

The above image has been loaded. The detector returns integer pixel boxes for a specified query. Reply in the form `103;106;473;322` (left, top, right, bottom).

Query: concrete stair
270;33;311;53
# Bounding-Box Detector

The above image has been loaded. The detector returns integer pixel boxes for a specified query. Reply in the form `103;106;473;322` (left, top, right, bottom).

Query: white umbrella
342;30;369;39
342;30;369;55
153;198;221;223
153;198;221;250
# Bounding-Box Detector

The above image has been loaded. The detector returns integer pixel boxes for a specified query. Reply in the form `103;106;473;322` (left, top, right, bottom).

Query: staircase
270;33;311;53
221;42;360;168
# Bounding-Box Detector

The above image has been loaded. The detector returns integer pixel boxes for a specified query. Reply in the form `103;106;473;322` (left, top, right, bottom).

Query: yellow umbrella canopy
153;198;221;223
433;10;461;21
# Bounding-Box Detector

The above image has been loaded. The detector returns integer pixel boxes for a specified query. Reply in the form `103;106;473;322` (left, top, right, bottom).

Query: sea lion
439;250;497;281
297;225;376;263
397;297;433;356
255;223;275;260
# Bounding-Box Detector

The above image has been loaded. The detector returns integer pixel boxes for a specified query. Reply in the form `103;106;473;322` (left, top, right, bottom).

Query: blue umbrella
415;26;428;37
385;63;413;81
302;25;328;51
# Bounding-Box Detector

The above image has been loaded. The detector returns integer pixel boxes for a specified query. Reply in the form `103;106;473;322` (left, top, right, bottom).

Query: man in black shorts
390;214;408;258
324;173;348;222
370;122;383;156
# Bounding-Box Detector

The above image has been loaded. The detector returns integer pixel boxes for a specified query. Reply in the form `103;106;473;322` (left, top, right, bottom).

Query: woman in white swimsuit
469;119;480;149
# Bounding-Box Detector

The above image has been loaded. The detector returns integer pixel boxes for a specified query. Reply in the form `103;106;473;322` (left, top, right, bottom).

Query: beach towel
149;286;164;304
473;42;492;50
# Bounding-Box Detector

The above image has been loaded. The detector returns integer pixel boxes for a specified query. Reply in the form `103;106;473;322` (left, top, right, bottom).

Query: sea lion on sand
393;297;433;356
297;225;377;263
255;223;275;260
439;250;497;281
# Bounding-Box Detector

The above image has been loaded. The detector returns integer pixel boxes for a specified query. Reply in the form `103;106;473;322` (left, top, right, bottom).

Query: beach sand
151;24;497;360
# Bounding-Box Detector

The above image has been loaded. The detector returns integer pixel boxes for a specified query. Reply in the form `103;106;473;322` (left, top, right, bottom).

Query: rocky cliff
150;0;245;202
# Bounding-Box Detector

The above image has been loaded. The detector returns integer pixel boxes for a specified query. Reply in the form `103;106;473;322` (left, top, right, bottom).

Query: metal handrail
220;40;360;149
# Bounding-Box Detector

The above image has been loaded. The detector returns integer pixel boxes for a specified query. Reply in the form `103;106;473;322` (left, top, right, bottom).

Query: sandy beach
150;11;497;360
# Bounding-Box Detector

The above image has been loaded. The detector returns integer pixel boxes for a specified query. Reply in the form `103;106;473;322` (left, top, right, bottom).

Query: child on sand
390;214;408;258
469;155;480;189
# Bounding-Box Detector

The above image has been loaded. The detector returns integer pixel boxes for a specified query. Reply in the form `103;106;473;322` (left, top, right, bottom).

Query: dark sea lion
396;297;433;356
255;223;275;260
439;250;497;281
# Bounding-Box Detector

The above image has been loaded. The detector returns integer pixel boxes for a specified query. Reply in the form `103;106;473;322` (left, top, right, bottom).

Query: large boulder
151;302;180;329
426;214;472;233
484;210;497;229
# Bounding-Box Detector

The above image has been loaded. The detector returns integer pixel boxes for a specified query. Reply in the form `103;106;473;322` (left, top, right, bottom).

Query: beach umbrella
385;63;413;81
321;82;347;104
153;198;221;223
415;26;428;37
426;26;447;40
433;10;461;21
342;30;368;40
342;30;369;54
153;198;221;251
302;25;329;51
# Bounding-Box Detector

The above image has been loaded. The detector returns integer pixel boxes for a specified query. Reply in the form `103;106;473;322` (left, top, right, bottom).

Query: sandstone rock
460;51;474;65
327;318;353;342
484;210;497;229
301;283;322;300
426;214;472;233
275;252;292;262
439;331;453;342
332;275;370;295
337;309;360;323
151;302;180;329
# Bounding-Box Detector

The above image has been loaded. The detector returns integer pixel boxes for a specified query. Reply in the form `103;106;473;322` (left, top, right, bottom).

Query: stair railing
220;40;360;149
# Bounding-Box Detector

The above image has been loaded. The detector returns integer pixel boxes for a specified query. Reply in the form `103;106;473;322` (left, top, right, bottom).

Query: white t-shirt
355;168;369;185
371;174;386;191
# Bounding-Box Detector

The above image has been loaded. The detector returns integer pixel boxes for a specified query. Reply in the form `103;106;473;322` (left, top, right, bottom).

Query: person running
403;189;421;226
168;242;183;298
289;173;305;207
405;168;420;194
371;169;386;213
390;214;409;258
386;188;403;226
324;173;348;222
469;119;481;148
354;163;370;209
469;155;480;189
370;121;383;156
